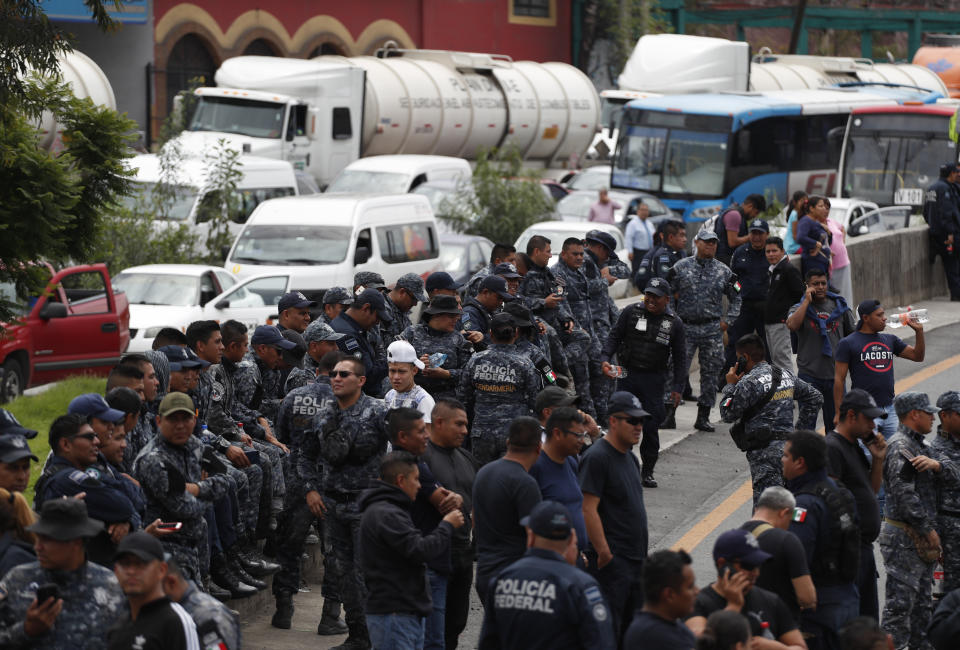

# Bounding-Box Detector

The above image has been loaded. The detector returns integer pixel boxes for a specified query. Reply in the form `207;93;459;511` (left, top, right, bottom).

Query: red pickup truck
0;263;130;400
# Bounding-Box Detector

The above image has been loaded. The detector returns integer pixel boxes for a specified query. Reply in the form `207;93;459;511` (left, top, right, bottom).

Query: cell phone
35;583;59;604
720;565;735;580
157;521;182;531
735;356;748;375
243;449;261;465
864;432;878;446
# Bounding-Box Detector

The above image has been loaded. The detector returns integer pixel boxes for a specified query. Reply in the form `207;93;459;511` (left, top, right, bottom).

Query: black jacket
765;257;804;323
0;532;35;580
358;481;454;616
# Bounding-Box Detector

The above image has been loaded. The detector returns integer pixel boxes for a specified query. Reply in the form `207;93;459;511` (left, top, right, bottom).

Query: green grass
5;376;107;502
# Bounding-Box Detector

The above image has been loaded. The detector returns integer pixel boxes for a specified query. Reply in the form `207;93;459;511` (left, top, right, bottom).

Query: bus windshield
841;113;955;206
613;124;728;197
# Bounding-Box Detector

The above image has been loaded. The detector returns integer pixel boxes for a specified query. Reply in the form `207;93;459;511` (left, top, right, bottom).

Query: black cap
713;529;773;566
504;301;536;327
585;230;619;257
0;434;38;464
493;263;522;279
520;501;573;540
0;408;37;439
250;325;298;350
491;312;517;329
278;291;317;312
748;219;769;233
114;530;165;563
158;345;208;371
480;275;515;301
423;294;463;316
26;499;103;541
425;271;462;292
941;163;958;177
355;288;393;323
608;391;650;418
838;388;885;419
535;386;578;412
643;277;671;297
857;299;882;317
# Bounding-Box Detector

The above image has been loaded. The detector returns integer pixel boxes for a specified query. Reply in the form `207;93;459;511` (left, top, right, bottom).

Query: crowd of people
0;201;957;650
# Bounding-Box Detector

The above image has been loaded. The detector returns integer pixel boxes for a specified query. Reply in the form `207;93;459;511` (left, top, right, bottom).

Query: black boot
203;575;232;602
329;621;371;649
227;547;268;590
660;405;676;429
694;405;715;432
210;551;257;599
317;599;348;635
271;592;295;629
642;472;658;488
239;534;280;575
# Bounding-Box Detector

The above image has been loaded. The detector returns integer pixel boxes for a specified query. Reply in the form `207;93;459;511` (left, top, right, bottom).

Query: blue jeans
875;403;899;438
367;613;425;650
424;569;447;650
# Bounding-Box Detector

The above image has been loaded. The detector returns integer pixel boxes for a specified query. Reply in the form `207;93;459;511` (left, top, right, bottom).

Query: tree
0;1;134;323
578;0;671;83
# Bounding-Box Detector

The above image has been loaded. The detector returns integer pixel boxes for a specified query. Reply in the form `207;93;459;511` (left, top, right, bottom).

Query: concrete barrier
846;225;947;307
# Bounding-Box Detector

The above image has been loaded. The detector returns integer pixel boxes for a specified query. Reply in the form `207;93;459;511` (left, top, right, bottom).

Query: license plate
894;188;924;205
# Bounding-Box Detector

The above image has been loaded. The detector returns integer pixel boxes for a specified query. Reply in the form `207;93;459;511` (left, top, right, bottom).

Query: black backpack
796;479;861;585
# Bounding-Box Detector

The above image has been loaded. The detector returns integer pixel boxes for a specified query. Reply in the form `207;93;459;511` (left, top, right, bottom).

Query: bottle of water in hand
887;309;929;328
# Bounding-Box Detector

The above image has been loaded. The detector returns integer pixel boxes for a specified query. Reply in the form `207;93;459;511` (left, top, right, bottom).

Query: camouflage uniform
402;323;473;400
382;274;428;342
931;430;960;594
634;244;685;289
321;287;355;325
521;261;596;416
123;411;156;471
133;433;232;580
667;255;743;410
297;394;390;635
457;343;539;466
285;353;322;394
584;250;631;421
273;377;336;598
881;411;957;650
0;560;126;648
719;361;822;506
179;579;241;650
232;352;286;502
465;263;496;298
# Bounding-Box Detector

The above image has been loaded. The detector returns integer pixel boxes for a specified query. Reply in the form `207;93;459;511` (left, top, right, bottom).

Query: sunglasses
612;414;645;426
328;370;357;378
69;432;97;442
562;429;588;440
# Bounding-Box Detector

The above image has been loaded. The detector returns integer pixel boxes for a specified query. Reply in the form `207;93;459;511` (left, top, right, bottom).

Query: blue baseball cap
713;529;773;567
251;325;298;350
0;408;37;439
425;272;462;293
354;288;393;323
158;345;207;371
68;393;125;423
520;500;573;540
0;435;38;464
479;275;515;301
277;291;317;313
607;391;649;418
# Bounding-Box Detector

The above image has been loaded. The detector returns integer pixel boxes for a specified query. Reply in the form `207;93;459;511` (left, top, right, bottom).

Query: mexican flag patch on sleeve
792;507;807;523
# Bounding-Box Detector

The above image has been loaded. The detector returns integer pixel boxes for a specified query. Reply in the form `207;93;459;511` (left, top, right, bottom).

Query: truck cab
0;263;130;400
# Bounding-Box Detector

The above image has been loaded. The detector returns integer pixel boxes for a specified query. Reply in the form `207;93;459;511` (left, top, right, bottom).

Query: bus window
662;130;728;196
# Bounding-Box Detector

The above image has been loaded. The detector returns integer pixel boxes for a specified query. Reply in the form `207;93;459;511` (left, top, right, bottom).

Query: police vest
796;480;861;585
619;306;676;371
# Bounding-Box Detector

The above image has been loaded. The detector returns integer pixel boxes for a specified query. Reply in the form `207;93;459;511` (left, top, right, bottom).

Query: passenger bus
610;87;942;221
837;103;960;208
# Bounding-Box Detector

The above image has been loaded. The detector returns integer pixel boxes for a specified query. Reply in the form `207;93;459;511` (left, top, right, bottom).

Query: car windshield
119;181;198;221
842;133;951;206
326;170;410;194
568;169;610;191
613;124;728;197
188;96;286;139
231;225;352;265
438;241;468;276
556;193;595;218
113;273;199;306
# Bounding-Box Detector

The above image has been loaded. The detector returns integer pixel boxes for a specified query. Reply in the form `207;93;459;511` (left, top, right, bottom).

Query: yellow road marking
670;351;960;552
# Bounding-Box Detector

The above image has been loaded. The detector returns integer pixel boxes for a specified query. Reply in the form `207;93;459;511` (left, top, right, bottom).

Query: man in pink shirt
588;189;622;224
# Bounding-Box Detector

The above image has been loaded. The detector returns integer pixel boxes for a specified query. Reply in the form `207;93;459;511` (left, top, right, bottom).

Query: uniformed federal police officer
462;276;515;343
478;500;615;650
285;320;347;393
880;392;955;650
719;334;822;507
272;350;338;630
633;219;686;290
932;390;960;594
458;313;539;466
924;163;960;301
297;356;390;646
465;243;518;298
331;288;394;397
602;278;686;488
667;229;743;432
0;499;127;648
163;554;241;650
726;218;770;371
382;273;429;341
504;301;560;390
402;294;474;401
276;291;317;333
321;287;354;325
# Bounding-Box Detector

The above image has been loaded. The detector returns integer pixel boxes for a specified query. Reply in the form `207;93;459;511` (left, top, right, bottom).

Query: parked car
0;263;130;400
564;165;612;191
539;179;570;202
114;264;306;352
439;234;494;286
770;198;917;244
325;155;471;194
514;222;633;299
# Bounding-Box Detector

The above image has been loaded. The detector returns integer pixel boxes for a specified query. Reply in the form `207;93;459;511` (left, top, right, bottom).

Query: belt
682;317;720;325
939;509;960;517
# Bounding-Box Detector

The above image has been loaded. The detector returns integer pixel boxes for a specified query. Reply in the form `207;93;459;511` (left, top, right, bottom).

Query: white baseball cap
387;340;425;369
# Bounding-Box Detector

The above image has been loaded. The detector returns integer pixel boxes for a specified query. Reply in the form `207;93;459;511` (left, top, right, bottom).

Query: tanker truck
37;50;117;153
177;49;601;186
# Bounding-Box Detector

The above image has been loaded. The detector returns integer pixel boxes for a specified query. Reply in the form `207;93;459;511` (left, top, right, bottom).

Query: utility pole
788;0;808;54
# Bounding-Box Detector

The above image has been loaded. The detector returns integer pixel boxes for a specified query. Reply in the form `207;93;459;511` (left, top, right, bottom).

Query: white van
124;153;299;242
324;155;472;194
224;193;442;290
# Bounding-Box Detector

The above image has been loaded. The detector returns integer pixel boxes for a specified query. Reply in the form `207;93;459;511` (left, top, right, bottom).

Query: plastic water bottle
428;352;448;367
760;622;775;640
934;561;946;600
887;309;929;328
606;365;628;379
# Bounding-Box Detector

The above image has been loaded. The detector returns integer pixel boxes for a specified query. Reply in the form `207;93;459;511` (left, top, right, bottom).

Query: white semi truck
177;49;602;186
